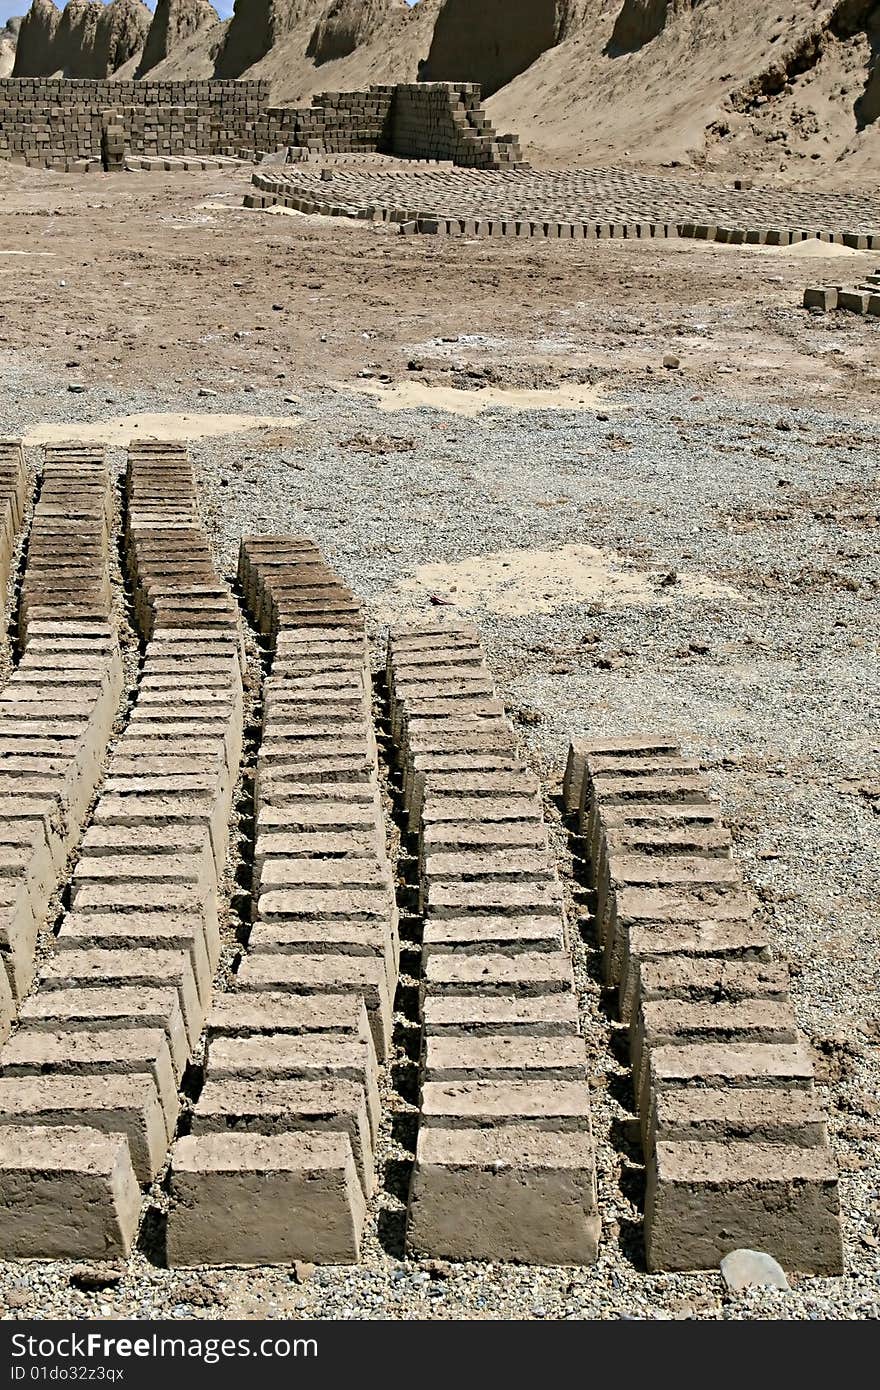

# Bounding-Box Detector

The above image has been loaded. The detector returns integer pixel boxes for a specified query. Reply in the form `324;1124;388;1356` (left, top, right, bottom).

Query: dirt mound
13;0;150;77
422;0;587;97
306;0;406;66
0;17;22;78
136;0;219;77
214;0;326;78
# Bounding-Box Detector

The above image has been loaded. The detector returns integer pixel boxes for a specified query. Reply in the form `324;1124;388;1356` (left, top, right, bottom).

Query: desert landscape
0;0;876;1328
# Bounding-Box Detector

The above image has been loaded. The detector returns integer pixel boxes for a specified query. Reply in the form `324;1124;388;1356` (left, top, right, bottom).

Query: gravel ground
0;351;877;1321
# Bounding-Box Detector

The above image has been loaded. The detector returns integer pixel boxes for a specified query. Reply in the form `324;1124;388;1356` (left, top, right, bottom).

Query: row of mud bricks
563;739;843;1274
804;268;880;314
0;438;243;1257
386;624;599;1263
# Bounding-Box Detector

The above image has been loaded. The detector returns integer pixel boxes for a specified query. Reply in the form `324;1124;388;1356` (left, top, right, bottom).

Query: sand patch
24;412;303;448
377;543;739;619
347;380;615;416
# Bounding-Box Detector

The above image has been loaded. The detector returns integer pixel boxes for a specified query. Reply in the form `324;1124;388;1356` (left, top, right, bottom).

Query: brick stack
0;441;242;1258
563;735;844;1274
0;440;28;621
167;536;396;1266
804;269;880;316
391;83;523;168
387;622;599;1265
0;77;268;163
249;89;394;158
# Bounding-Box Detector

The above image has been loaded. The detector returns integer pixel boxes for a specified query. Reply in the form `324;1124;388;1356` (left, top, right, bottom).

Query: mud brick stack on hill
0;440;242;1258
564;736;844;1275
166;536;396;1266
385;622;598;1265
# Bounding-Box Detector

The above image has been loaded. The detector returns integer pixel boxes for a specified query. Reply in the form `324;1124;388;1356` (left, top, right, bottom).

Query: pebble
721;1250;790;1293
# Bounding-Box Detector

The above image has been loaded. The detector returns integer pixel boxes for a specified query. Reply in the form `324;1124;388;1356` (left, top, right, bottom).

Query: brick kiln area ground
0;160;877;1321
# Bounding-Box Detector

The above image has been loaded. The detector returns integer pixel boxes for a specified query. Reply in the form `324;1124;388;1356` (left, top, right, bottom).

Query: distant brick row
167;537;397;1265
0;442;242;1258
387;623;599;1265
563;736;843;1275
245;164;880;246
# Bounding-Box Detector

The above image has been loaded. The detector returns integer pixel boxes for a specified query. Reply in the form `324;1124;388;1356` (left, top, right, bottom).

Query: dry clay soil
0;162;878;1322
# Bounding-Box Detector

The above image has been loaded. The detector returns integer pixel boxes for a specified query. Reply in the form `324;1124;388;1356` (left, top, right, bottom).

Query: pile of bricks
804;269;880;315
166;537;397;1266
0;440;242;1258
386;622;599;1265
563;735;843;1274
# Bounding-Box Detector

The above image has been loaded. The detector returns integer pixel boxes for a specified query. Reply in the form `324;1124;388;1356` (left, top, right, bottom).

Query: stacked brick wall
0;78;521;168
0;77;269;162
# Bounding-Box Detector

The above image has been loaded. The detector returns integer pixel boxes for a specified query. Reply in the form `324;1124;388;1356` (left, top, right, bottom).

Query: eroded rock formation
136;0;219;77
422;0;586;98
608;0;708;54
306;0;406;65
214;0;325;77
12;0;150;77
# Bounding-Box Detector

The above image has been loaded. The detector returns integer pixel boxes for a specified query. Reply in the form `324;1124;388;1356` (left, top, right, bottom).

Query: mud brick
37;948;204;1051
422;912;565;956
423;950;574;1001
564;735;681;814
421;818;548;859
235;953;393;1062
167;1131;366;1266
0;1125;141;1259
619;923;774;1022
632;998;801;1102
636;957;789;1007
250;918;397;990
601;856;744;978
207;993;372;1050
408;1125;599;1264
427;880;563;921
644;1141;843;1274
56;911;216;997
803;286;839;311
256;800;380;837
650;1087;827;1153
424;848;555;885
0;1026;177;1134
206;1035;379;1139
0;1073;169;1181
422;992;581;1038
18;985;189;1081
192;1077;373;1196
254;829;382;878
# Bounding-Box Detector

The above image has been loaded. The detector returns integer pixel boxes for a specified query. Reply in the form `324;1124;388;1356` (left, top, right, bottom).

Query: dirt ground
1;162;879;407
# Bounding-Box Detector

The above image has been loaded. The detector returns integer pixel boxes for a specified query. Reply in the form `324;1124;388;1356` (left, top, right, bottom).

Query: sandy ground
0;161;877;1322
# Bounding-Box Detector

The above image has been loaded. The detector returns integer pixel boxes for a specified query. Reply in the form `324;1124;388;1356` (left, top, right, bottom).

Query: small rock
596;411;609;421
198;387;218;397
4;1290;30;1308
659;570;679;587
70;1265;122;1292
292;1261;314;1284
67;383;87;393
662;354;680;370
720;1249;789;1293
